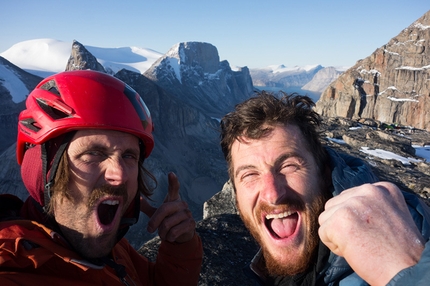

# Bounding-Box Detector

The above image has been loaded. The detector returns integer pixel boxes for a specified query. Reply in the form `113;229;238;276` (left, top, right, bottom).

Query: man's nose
104;156;128;185
260;173;285;204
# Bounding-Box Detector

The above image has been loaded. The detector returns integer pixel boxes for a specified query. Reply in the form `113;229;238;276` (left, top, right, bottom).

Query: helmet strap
41;132;76;212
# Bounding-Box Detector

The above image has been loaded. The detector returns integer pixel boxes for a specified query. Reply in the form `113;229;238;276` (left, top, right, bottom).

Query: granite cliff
315;10;430;131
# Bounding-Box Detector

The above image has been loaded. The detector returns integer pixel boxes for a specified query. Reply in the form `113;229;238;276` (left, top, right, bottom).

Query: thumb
165;172;180;202
140;196;156;218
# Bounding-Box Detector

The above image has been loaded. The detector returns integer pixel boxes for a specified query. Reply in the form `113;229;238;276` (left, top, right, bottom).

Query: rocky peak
65;40;106;72
315;10;430;131
167;42;220;74
144;41;254;116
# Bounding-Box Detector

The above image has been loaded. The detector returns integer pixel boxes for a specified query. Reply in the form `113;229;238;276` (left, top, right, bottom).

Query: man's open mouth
265;211;299;239
97;199;120;226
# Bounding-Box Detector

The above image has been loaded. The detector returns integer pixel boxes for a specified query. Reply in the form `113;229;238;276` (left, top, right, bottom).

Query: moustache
87;184;128;208
257;196;305;217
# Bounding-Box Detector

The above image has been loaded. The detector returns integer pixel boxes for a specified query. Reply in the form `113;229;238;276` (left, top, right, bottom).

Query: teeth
102;200;119;205
266;211;294;220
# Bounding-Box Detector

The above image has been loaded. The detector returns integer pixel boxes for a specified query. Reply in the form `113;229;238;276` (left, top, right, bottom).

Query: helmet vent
20;118;41;132
40;80;61;97
36;98;71;120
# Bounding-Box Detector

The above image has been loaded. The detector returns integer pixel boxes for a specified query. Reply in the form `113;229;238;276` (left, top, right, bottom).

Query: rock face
315;10;430;131
144;42;254;116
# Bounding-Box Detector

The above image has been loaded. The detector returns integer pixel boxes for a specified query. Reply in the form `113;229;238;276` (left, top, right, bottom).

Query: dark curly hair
220;91;329;181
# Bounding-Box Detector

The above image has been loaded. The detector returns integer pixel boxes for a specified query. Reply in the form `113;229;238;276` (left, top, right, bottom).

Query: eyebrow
234;164;256;179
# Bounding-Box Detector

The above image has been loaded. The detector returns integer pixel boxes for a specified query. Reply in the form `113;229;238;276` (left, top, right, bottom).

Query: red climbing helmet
17;70;154;165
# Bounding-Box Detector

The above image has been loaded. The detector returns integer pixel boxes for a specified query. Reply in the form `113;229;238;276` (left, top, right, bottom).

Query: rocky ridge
315;10;430;131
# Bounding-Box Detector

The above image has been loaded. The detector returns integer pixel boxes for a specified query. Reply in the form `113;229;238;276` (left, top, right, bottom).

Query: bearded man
220;91;430;286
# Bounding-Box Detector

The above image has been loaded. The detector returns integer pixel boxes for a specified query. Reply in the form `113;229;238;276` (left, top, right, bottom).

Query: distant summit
144;42;254;116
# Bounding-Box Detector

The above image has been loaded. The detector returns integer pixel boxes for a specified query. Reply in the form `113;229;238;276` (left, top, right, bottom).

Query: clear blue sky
1;0;428;68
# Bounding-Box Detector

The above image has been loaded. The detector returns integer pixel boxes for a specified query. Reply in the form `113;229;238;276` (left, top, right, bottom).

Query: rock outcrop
315;10;430;131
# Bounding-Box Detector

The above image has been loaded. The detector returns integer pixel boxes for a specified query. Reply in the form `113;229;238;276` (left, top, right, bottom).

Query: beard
58;184;129;259
238;190;329;277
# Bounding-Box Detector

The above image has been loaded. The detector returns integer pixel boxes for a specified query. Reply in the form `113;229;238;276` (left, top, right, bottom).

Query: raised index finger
165;172;181;202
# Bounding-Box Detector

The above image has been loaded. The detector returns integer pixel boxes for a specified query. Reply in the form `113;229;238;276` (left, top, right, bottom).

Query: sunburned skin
232;124;327;276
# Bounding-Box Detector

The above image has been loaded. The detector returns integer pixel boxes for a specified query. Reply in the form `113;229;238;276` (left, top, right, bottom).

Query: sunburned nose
260;173;285;204
104;157;128;185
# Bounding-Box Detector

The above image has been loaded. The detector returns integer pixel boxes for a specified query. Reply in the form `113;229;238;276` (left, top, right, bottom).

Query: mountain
249;64;324;88
248;64;345;102
301;66;344;92
0;39;339;104
315;10;430;131
143;42;254;117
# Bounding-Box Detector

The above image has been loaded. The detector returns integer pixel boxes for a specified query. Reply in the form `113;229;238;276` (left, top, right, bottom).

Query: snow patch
0;65;29;103
387;96;419;102
360;147;422;165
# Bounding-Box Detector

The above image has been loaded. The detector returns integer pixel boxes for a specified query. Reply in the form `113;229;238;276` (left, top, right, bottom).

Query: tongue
98;204;119;226
270;214;298;238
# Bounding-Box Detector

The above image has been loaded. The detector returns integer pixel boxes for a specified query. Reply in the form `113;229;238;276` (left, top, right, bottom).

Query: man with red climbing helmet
0;70;202;285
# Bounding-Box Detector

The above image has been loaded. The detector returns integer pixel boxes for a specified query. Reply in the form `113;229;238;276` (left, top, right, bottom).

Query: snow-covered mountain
1;39;343;100
249;64;348;99
0;39;163;78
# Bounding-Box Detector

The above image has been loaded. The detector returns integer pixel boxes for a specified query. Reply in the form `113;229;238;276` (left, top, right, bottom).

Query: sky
1;1;429;69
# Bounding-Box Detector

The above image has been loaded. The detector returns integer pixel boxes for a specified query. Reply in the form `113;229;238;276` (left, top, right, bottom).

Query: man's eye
123;153;139;161
240;172;258;181
281;163;298;173
80;151;105;162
